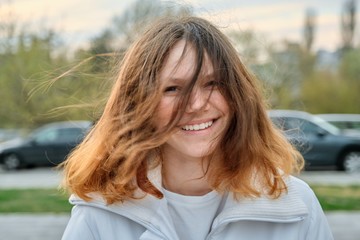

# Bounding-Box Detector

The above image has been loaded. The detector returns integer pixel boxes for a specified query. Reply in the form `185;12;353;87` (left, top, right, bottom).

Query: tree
260;41;304;108
227;30;265;67
85;29;115;73
0;30;63;127
111;0;192;50
72;0;193;84
339;48;360;82
0;1;16;55
303;8;316;53
341;0;357;52
301;71;359;113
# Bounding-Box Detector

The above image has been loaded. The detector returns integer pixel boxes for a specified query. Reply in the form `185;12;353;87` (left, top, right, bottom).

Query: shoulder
286;176;334;239
72;204;139;227
287;176;328;225
63;204;146;240
286;175;318;204
288;175;311;189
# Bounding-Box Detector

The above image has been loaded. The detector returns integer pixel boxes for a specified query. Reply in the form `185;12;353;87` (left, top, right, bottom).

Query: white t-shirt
163;188;224;240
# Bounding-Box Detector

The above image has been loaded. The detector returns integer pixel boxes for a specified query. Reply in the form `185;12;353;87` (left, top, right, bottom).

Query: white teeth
182;121;213;131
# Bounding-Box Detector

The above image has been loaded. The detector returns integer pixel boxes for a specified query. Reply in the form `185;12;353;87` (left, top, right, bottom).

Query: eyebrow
202;72;216;79
169;72;216;82
167;78;187;84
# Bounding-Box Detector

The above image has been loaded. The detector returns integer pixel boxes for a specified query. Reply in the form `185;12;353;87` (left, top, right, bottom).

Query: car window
283;118;302;131
271;117;290;130
271;117;324;135
352;122;360;130
330;122;347;129
330;121;360;130
34;128;59;144
286;118;325;135
270;117;309;150
33;127;86;144
298;121;320;134
57;128;85;143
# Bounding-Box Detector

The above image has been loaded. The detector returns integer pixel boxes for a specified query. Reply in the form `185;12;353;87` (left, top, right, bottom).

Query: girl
61;16;333;240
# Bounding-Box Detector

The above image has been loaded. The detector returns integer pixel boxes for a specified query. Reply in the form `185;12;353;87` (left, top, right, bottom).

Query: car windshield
312;116;341;135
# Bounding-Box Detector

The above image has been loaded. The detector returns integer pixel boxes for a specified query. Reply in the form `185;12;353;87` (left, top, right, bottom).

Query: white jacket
62;170;333;240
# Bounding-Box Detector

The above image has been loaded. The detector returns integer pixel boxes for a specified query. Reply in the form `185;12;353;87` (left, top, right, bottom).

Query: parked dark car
0;121;91;170
268;110;360;172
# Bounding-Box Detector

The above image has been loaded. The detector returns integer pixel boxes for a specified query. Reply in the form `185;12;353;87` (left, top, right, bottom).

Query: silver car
316;113;360;131
269;110;360;173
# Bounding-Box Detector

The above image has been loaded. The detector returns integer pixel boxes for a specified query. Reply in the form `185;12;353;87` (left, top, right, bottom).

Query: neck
161;150;212;196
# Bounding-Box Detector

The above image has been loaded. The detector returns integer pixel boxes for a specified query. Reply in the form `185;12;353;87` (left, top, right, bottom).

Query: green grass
0;188;71;213
0;185;359;213
311;185;360;211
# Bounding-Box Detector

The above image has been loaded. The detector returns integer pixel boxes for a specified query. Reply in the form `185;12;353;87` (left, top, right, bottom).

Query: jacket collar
214;178;308;227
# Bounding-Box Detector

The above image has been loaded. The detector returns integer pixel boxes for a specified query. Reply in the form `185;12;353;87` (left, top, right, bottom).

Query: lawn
0;188;71;213
311;185;360;211
0;185;359;213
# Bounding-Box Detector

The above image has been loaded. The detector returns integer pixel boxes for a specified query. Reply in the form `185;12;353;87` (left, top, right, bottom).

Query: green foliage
0;31;55;127
0;21;115;128
253;39;359;114
252;41;306;109
111;0;193;49
228;30;264;66
298;48;360;114
301;71;359;113
339;48;360;83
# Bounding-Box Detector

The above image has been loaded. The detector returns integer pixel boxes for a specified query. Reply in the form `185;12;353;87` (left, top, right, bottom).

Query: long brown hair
61;16;303;204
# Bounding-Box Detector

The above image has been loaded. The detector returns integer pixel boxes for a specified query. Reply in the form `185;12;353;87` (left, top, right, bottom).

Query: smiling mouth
181;120;214;131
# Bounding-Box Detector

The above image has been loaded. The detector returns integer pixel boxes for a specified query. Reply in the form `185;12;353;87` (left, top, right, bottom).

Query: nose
186;88;209;113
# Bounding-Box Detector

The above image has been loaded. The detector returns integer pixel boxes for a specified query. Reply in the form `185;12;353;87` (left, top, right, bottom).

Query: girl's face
155;40;230;160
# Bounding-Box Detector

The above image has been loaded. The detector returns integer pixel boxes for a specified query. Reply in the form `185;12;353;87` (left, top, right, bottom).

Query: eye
204;80;220;88
164;86;180;93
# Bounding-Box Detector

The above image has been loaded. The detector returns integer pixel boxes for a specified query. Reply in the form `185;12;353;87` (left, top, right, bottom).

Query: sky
1;0;358;52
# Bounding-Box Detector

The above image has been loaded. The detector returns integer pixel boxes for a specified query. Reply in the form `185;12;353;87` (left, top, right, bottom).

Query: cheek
213;93;230;115
154;99;176;129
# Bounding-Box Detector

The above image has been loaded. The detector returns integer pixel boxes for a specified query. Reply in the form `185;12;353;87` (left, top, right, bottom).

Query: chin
185;148;213;159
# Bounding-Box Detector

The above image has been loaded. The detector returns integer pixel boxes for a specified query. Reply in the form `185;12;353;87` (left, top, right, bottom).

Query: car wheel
342;151;360;173
2;153;22;170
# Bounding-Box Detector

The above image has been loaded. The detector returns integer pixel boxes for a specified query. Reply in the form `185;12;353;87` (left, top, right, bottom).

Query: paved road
0;167;62;189
1;167;360;240
0;214;70;240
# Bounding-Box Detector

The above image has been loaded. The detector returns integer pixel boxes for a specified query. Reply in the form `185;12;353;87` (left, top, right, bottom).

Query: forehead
159;40;214;84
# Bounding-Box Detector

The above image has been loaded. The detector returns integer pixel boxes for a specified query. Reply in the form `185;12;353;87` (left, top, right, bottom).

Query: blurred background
0;0;359;129
0;0;360;239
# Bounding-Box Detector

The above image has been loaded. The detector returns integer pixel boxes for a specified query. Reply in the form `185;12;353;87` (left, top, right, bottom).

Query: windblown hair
61;16;304;204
